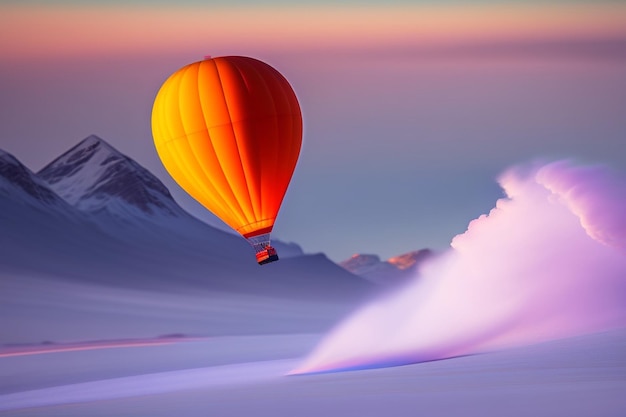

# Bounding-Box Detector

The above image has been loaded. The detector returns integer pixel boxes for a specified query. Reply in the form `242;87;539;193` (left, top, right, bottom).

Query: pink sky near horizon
2;2;626;261
2;3;626;62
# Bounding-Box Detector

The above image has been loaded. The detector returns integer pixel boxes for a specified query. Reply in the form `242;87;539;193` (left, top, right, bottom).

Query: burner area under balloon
246;233;279;265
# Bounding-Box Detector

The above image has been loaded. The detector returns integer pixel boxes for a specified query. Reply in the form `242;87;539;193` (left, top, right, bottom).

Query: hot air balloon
151;56;302;265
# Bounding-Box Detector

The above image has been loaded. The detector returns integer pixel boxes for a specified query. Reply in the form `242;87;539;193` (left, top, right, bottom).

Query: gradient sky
1;0;625;262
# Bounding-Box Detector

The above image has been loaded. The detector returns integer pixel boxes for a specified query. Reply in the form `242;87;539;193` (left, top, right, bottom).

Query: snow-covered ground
1;328;625;416
0;271;366;345
3;140;626;416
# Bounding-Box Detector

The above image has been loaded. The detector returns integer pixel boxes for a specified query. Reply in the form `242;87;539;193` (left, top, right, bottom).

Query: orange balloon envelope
151;56;302;265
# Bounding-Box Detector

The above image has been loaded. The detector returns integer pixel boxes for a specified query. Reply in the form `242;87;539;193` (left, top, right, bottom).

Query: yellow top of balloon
151;56;302;239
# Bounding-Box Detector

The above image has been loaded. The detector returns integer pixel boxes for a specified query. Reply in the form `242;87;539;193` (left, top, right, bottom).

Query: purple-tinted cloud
534;161;626;250
291;160;626;374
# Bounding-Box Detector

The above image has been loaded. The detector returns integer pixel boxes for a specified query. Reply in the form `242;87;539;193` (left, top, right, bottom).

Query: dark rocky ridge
0;149;62;205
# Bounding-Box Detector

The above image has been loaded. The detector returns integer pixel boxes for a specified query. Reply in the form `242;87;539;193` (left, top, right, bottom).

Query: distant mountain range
1;135;432;300
339;250;434;285
1;135;376;300
0;135;442;344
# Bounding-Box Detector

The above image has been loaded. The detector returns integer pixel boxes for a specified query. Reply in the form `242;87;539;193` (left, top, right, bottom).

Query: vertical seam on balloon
286;80;302;208
180;62;241;224
166;68;222;218
230;60;261;221
211;61;254;226
255;62;282;226
273;69;301;217
195;59;250;227
287;70;303;169
155;64;243;232
162;67;181;151
158;68;214;220
271;69;294;192
233;59;267;223
276;90;297;220
288;70;303;172
162;69;200;193
279;74;304;213
196;60;248;230
171;66;214;200
214;59;256;225
181;62;245;227
274;69;294;208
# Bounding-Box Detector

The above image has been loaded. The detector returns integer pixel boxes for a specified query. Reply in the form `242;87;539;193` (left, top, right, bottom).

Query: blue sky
1;1;625;261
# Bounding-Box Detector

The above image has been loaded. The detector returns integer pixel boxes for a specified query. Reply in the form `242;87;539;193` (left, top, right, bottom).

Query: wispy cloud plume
291;160;626;374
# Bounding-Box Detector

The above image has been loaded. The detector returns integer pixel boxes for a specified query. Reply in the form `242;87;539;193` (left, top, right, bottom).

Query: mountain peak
0;149;63;205
339;254;382;271
340;250;435;285
82;134;106;144
76;135;123;158
388;249;434;271
37;135;120;188
37;135;182;217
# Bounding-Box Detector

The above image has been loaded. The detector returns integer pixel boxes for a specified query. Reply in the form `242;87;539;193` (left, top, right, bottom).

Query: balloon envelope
151;56;302;262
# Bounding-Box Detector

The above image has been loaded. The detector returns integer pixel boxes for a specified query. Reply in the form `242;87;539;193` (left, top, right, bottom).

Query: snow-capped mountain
387;249;434;271
340;249;434;285
0;136;372;302
0;147;123;279
32;136;303;256
339;254;398;282
38;135;184;219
